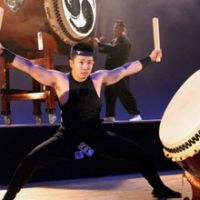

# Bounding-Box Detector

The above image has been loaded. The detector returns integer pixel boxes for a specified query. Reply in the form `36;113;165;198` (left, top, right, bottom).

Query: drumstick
152;17;161;62
37;32;44;50
0;7;4;31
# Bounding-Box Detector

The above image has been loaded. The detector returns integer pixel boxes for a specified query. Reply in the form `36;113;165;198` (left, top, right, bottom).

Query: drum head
44;0;96;45
159;70;200;161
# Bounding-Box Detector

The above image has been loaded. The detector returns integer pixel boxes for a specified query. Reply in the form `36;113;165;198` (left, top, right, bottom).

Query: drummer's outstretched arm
0;44;60;87
99;48;162;86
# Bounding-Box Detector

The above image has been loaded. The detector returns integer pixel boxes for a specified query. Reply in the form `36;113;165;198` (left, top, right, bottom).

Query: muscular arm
98;60;143;86
12;55;59;87
0;45;63;88
94;48;162;86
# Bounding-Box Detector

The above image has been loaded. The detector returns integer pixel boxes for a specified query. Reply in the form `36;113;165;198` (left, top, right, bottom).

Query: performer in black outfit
0;42;181;199
93;20;141;121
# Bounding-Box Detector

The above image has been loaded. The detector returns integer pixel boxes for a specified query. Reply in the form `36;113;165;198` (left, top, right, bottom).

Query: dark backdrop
1;0;200;124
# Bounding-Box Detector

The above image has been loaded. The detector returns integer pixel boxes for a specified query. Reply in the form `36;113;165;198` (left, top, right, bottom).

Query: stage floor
0;119;161;127
0;170;191;200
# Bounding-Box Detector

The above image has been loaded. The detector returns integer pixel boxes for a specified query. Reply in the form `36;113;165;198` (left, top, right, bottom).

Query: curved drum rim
159;69;200;162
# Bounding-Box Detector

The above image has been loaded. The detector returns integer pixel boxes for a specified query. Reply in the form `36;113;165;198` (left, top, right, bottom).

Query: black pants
3;131;164;200
104;77;140;117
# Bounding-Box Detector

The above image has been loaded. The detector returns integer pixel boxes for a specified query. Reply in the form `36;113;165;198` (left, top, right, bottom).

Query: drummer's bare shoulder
53;72;70;98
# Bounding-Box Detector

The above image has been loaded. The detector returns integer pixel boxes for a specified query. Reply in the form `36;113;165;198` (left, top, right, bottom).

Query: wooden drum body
159;70;200;200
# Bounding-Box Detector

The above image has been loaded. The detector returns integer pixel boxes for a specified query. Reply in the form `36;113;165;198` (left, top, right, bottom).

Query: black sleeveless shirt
59;73;103;145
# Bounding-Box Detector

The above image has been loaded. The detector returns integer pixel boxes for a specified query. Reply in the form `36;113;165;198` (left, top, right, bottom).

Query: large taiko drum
0;0;96;54
159;70;200;199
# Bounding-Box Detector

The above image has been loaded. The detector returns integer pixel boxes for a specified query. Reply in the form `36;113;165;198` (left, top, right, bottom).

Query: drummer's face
113;24;125;37
69;55;94;81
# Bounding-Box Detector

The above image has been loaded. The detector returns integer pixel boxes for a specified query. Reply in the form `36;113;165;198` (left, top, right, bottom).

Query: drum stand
0;32;58;125
184;171;200;200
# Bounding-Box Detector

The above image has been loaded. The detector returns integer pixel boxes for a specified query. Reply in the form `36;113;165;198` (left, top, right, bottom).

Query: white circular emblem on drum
45;0;96;44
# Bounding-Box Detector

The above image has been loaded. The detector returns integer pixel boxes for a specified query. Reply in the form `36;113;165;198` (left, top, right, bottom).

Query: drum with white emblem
45;0;96;44
0;0;96;54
